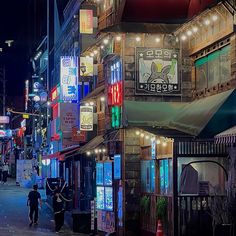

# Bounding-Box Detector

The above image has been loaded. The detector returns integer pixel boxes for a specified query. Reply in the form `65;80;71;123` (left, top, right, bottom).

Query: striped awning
214;126;236;144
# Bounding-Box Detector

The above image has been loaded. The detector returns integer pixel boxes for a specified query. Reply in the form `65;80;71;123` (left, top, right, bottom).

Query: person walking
27;184;42;226
53;189;65;233
2;161;9;184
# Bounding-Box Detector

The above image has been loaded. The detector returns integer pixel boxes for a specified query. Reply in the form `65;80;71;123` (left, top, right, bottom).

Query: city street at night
0;179;86;236
1;0;236;236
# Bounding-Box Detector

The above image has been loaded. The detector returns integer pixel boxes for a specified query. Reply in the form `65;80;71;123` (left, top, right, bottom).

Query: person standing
27;184;42;226
53;190;65;233
2;161;9;184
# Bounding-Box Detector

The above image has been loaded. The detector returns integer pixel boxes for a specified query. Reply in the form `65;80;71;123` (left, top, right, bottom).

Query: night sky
0;0;46;98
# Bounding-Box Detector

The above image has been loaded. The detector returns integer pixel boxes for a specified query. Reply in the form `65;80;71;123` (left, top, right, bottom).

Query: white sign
60;56;78;101
0;116;9;124
80;106;93;131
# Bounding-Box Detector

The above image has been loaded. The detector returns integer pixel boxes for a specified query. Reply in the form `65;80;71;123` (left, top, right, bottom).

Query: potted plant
140;195;150;215
156;197;168;233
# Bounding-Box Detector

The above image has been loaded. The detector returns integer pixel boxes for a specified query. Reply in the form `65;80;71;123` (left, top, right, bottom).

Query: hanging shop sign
108;82;122;106
80;56;93;78
135;47;179;95
60;56;78;101
80;9;93;34
25;80;29;111
80;105;93;131
111;106;121;129
0;116;9;124
114;154;121;179
60;103;78;132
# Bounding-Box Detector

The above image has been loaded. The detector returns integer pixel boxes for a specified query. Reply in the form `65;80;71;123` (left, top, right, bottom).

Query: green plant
156;197;168;221
140;195;150;215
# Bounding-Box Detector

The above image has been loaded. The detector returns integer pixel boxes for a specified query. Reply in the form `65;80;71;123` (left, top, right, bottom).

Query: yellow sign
23;114;29;119
80;10;93;34
80;57;93;77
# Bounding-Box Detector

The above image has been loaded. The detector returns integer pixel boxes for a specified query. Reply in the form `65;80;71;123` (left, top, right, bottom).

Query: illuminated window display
105;187;113;211
104;162;113;186
96;163;104;185
97;186;105;210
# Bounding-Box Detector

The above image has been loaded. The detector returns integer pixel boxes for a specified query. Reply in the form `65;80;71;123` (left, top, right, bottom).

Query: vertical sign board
80;9;93;34
25;80;29;111
151;139;156;159
114;154;121;179
135;48;179;95
60;56;78;102
80;106;93;131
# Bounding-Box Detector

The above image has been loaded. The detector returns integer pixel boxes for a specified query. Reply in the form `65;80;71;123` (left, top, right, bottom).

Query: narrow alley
0;179;86;236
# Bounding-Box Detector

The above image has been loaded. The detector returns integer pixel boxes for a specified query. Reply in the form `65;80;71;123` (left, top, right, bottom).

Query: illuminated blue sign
60;56;78;101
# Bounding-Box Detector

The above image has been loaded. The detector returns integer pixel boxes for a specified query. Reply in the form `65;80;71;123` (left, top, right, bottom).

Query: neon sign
60;56;78;101
108;82;122;106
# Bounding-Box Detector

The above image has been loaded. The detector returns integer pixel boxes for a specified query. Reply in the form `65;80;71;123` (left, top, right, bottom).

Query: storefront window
141;160;155;193
195;45;230;91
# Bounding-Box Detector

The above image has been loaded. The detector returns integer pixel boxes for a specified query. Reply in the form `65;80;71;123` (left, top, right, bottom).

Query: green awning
124;89;236;137
124;100;186;128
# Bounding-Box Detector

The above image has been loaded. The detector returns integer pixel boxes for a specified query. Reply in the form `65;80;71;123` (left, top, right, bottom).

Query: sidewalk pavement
0;178;89;236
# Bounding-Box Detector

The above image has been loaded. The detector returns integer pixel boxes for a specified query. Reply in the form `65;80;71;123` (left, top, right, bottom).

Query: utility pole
0;66;6;116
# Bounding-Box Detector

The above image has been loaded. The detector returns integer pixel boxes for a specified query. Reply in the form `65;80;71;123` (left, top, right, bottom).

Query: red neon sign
108;82;122;106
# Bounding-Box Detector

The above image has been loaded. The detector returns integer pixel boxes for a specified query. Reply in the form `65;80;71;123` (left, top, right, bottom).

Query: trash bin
72;210;91;233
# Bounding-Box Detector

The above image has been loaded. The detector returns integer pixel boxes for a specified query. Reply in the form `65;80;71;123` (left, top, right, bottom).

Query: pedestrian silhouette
27;184;42;226
53;189;65;233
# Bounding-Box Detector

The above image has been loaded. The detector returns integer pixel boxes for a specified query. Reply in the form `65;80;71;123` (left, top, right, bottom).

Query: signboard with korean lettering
135;48;179;95
80;106;93;131
60;56;78;101
80;9;93;34
80;56;93;78
60;103;78;132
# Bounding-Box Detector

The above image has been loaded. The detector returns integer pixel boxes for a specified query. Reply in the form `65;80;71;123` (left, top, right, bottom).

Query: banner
60;56;78;101
135;48;179;95
80;106;93;131
80;9;93;34
80;56;93;77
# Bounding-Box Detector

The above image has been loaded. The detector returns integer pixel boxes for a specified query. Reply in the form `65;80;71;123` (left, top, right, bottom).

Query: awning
171;89;236;137
78;135;104;154
43;145;80;161
215;126;236;144
124;89;236;137
81;85;105;102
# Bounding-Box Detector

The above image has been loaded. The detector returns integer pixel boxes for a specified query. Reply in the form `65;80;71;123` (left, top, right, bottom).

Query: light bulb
136;36;141;42
155;37;160;43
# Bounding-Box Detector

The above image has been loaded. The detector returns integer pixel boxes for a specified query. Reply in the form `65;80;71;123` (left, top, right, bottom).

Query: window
141;160;155;193
159;159;172;195
195;45;230;91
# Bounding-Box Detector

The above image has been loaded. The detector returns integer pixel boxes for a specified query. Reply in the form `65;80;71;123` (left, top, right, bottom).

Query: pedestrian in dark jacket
27;184;42;226
2;162;9;184
53;189;65;233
